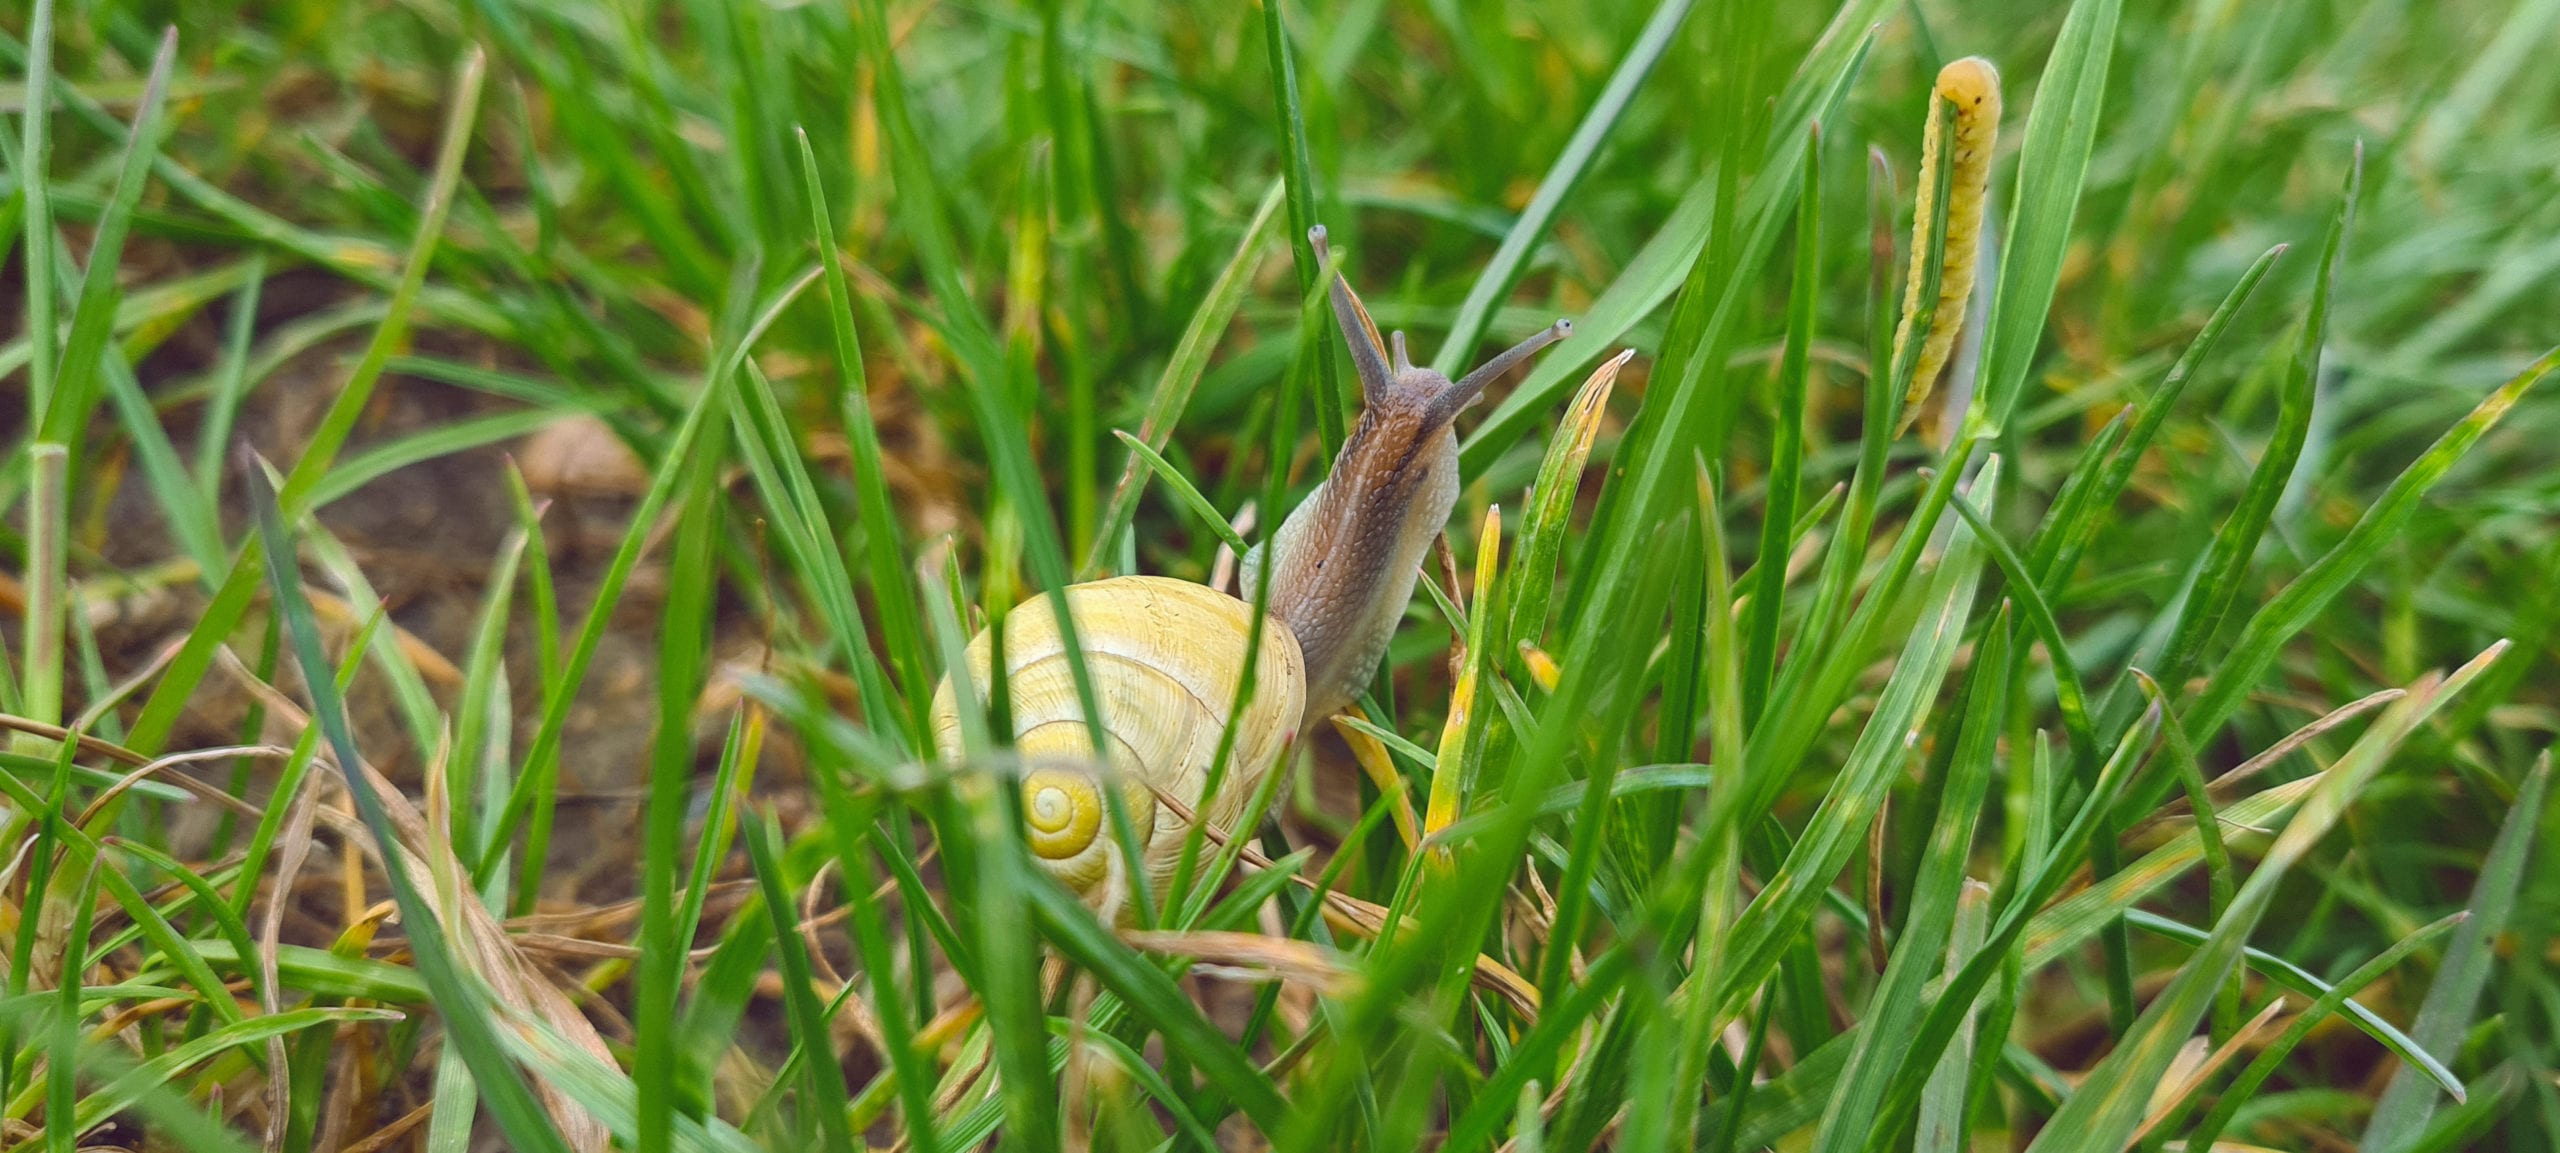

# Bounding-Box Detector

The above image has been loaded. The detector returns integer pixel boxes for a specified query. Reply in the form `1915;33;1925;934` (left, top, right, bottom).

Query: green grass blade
1458;3;1886;476
1740;125;1820;724
305;409;564;511
636;429;724;1153
274;47;485;513
480;272;810;889
2030;245;2285;587
2019;645;2504;1153
1502;349;1628;657
244;460;573;1153
2358;750;2550;1149
2121;910;2462;1101
1109;429;1251;557
1713;457;2000;1023
2185;345;2559;741
802;769;942;1153
1811;612;2010;1153
1859;703;2165;1150
1025;881;1290;1134
1262;0;1346;452
1428;0;1694;374
2157;155;2357;700
742;811;858;1152
796;128;932;747
15;0;57;423
1947;493;2096;763
1086;181;1283;575
122;46;485;759
1915;881;1992;1153
1962;0;2124;436
40;26;175;449
731;353;903;745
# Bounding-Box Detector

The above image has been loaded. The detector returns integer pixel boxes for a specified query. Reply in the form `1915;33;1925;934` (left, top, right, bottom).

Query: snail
931;225;1572;911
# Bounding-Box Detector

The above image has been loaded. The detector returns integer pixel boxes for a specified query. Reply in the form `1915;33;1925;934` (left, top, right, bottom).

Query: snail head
1251;227;1573;726
1308;225;1573;435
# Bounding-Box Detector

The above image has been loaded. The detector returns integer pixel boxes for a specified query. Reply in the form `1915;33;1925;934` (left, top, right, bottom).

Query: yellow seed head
1893;56;2002;435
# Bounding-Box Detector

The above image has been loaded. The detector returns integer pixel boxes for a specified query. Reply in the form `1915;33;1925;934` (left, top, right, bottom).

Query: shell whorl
930;576;1306;910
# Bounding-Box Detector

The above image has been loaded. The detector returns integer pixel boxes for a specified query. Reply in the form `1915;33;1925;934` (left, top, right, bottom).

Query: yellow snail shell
930;576;1304;909
930;224;1571;914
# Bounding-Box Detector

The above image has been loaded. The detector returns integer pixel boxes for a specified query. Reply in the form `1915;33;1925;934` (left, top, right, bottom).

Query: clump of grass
3;0;2559;1149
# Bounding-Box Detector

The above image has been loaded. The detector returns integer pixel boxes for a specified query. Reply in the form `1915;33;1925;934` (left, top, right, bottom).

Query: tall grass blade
1087;183;1284;573
2020;645;2505;1153
2184;346;2558;740
1261;0;1346;450
1741;126;1821;723
242;460;577;1153
1429;0;1695;373
1811;612;2010;1153
2358;751;2550;1149
797;128;932;746
1964;0;2124;435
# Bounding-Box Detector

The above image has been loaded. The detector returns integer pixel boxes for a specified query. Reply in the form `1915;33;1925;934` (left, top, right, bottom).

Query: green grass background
2;0;2557;1148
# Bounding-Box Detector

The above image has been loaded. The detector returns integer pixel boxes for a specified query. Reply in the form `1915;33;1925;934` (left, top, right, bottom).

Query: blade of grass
1713;457;2001;1026
2019;645;2503;1153
243;458;574;1153
2155;154;2357;704
1458;0;1888;476
1915;881;1992;1153
16;0;56;423
2121;910;2463;1100
1428;0;1694;374
1961;0;2125;436
636;424;723;1153
2184;345;2560;741
1085;180;1283;575
38;26;176;455
801;759;943;1153
2028;245;2286;588
305;409;565;511
1857;702;2167;1151
1025;878;1289;1133
797;128;932;747
731;352;904;745
2358;750;2550;1148
123;46;487;759
742;810;857;1152
479;269;813;891
1503;349;1630;657
1810;611;2010;1153
1741;125;1821;723
1262;0;1345;452
1109;429;1251;557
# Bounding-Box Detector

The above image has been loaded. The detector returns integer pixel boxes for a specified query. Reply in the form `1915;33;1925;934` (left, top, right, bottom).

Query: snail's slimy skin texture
929;576;1303;909
1246;406;1460;730
1244;225;1569;730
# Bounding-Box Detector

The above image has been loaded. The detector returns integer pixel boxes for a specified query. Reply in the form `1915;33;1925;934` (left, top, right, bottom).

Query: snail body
933;226;1571;911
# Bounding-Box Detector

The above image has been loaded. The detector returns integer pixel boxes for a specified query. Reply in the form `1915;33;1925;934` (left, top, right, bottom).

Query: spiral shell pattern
931;576;1306;910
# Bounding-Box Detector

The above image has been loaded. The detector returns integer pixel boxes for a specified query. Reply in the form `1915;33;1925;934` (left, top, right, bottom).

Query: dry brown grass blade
1120;929;1360;997
218;649;616;1151
2123;686;2404;844
0;714;281;827
2132;997;2288;1143
261;757;322;1152
1144;780;1542;1021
